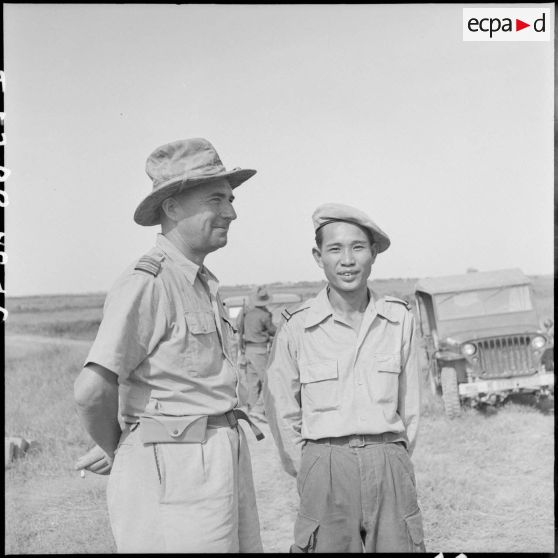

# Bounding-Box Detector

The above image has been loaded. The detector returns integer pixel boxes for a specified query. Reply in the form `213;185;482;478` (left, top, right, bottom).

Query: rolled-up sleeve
397;312;421;456
85;271;168;379
262;323;303;477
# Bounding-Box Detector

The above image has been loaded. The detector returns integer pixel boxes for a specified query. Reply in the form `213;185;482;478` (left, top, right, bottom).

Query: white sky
4;3;554;297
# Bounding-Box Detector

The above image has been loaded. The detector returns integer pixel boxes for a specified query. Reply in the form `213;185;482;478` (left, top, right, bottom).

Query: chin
329;279;366;293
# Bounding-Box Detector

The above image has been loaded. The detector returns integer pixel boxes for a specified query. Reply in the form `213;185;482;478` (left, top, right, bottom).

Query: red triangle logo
516;19;530;31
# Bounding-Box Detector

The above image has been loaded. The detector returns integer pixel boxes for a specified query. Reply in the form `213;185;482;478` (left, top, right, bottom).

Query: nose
221;200;237;221
340;248;355;266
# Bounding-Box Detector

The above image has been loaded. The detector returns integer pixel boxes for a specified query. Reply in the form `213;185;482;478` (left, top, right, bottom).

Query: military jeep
414;269;554;417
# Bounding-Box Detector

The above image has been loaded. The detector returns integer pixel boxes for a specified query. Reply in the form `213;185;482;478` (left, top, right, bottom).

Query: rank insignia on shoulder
384;295;411;310
281;304;310;322
134;254;163;277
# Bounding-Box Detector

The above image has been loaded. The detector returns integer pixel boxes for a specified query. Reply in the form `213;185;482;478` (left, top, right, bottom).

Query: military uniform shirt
241;306;277;344
85;234;241;422
263;287;421;477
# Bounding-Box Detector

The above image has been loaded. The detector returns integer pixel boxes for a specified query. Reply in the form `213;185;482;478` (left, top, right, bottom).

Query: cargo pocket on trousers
291;513;319;553
404;509;426;552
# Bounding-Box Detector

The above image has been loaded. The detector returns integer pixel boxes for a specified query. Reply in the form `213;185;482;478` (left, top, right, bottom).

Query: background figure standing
238;286;276;421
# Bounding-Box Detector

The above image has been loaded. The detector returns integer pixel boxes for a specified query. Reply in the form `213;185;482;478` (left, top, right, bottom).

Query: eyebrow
206;191;235;202
324;239;368;247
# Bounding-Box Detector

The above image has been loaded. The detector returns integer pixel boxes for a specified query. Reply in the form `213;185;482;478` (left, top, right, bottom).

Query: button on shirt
263;287;421;477
85;234;241;422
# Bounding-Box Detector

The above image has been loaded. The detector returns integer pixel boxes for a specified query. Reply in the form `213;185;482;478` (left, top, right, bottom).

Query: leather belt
207;409;265;441
312;432;407;448
244;341;268;348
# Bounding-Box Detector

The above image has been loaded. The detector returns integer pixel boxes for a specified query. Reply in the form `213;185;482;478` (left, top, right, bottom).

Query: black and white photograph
4;3;554;554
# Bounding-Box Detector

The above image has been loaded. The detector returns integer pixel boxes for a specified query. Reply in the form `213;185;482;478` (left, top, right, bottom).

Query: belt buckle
349;435;366;448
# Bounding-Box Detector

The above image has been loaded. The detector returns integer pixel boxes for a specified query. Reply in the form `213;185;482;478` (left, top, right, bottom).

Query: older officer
238;286;277;420
73;138;263;553
263;203;425;553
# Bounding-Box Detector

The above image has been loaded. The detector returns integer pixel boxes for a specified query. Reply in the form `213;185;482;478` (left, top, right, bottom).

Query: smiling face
312;221;377;294
163;178;237;258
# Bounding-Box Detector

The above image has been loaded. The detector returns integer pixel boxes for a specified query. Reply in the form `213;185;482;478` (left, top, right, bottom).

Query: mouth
338;271;359;280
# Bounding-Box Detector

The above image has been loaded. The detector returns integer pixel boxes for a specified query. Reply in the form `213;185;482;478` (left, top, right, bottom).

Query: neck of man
327;283;370;316
163;228;207;267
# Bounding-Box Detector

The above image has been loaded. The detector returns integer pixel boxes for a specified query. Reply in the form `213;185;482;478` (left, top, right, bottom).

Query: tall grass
5;344;91;480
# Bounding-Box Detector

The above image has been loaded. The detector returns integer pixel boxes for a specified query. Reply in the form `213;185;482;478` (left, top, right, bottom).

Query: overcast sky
4;3;554;297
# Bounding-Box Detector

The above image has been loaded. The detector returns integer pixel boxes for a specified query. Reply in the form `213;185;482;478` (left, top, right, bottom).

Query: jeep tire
441;366;461;418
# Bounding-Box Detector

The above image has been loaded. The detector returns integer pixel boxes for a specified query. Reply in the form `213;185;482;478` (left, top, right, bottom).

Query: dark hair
315;222;375;249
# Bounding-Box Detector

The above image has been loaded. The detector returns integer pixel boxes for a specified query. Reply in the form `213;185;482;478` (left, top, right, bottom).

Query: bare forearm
76;397;121;458
74;364;122;458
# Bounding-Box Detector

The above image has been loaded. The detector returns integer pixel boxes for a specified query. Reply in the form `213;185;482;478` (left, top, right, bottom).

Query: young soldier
73;138;263;553
263;203;425;553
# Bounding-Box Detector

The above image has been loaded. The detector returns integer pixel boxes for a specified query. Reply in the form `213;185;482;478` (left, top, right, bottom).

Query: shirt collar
156;233;219;294
304;286;398;328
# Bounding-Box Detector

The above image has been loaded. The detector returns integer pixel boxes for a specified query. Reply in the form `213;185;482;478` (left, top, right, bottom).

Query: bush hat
134;138;257;226
252;286;271;307
312;203;391;253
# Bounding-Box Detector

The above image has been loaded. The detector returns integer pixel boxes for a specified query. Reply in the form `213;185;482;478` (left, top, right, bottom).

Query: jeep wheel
441;366;461;418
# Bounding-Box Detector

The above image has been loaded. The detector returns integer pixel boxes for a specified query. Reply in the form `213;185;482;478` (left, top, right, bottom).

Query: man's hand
75;445;114;476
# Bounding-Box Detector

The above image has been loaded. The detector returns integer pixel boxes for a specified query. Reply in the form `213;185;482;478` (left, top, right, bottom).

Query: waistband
311;432;407;448
244;341;268;348
126;409;264;442
208;409;264;440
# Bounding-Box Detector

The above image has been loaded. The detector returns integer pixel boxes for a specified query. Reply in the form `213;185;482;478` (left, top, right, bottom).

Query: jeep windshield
434;285;533;321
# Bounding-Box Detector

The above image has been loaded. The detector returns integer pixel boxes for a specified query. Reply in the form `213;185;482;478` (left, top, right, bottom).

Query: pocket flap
404;510;424;545
300;360;338;384
294;513;319;549
374;353;401;373
185;311;217;334
139;415;208;443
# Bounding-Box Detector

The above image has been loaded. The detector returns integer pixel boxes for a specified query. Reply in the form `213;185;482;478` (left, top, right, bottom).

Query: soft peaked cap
134;138;257;226
312;203;391;253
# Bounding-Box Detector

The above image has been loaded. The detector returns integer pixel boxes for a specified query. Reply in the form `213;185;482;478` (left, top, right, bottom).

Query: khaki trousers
107;424;263;553
245;345;269;413
292;439;425;553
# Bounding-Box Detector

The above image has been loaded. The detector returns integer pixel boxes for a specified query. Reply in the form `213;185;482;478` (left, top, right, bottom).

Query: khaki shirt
86;234;242;423
263;287;421;477
240;306;277;344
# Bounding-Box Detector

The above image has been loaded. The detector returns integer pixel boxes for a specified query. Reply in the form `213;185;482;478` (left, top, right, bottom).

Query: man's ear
161;197;182;222
312;246;324;269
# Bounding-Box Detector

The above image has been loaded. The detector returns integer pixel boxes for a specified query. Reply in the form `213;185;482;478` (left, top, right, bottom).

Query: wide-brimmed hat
134;138;257;226
312;203;391;253
252;286;271;307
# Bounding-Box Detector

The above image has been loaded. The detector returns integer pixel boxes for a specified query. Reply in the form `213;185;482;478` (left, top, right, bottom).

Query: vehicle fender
435;351;464;363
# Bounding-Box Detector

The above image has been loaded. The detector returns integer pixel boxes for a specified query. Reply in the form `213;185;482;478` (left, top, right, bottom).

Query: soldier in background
238;286;276;422
263;203;425;553
73;138;263;553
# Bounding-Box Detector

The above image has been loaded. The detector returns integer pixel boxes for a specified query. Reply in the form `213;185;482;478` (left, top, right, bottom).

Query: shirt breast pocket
373;353;401;403
300;359;339;412
184;311;220;377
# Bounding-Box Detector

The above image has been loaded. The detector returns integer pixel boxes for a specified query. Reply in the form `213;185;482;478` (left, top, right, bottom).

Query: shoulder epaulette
384;295;411;310
134;254;164;277
281;304;311;322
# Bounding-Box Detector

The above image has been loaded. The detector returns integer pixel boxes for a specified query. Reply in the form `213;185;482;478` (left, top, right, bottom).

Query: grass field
5;276;555;553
